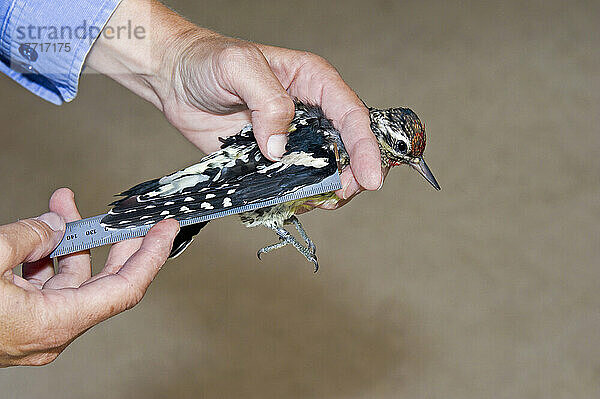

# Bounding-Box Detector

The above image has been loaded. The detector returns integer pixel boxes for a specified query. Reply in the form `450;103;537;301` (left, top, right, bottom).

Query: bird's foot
302;249;319;273
289;216;317;256
257;240;288;260
260;224;319;272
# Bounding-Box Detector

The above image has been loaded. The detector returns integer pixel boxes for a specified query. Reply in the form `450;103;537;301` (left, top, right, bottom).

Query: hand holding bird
102;102;439;271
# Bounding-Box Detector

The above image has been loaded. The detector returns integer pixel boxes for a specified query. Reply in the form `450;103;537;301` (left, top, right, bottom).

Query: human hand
0;188;179;367
86;0;383;202
159;38;384;201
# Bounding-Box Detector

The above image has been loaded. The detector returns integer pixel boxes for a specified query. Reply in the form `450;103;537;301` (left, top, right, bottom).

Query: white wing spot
282;151;329;168
160;211;170;216
227;189;236;194
184;197;194;202
164;201;175;206
201;202;214;210
145;205;156;209
180;206;190;212
223;198;232;207
205;194;216;199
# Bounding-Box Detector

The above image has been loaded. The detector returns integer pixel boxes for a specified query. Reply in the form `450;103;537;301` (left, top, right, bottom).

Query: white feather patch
282;151;329;168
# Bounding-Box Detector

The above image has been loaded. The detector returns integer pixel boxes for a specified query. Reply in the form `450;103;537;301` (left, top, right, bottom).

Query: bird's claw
257;239;288;260
259;223;320;272
310;256;319;273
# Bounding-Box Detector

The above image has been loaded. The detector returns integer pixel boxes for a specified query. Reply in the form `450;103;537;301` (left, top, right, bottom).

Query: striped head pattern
369;106;440;190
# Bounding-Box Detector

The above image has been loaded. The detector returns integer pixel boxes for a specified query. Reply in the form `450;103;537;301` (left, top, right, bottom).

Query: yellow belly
288;191;341;214
240;192;341;228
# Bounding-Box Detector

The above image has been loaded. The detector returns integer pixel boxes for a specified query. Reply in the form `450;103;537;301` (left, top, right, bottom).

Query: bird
101;101;440;271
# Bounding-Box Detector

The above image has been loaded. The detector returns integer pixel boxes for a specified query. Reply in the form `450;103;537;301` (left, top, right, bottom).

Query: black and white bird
101;101;440;271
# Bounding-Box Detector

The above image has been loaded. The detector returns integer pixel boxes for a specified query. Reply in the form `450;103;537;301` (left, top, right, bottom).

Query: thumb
251;92;295;161
225;46;295;161
0;212;65;271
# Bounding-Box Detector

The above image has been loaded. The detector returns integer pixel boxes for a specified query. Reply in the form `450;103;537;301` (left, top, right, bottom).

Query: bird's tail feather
169;222;208;258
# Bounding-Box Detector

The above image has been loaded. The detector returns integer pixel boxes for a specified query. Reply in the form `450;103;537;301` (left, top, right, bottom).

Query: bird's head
369;107;440;190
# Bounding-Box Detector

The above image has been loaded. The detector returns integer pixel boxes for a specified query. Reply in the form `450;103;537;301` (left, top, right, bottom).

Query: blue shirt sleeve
0;0;122;105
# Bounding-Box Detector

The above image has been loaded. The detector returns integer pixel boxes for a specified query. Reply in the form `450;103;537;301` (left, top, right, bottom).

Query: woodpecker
101;101;440;271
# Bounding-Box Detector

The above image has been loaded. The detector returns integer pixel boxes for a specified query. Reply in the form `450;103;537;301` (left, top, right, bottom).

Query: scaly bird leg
289;216;316;255
257;225;319;272
257;240;289;259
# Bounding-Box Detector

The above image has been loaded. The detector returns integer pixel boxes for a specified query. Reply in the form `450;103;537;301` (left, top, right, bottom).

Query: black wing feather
101;102;338;229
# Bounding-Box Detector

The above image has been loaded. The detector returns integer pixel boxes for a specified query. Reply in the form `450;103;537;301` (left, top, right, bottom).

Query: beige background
1;0;599;398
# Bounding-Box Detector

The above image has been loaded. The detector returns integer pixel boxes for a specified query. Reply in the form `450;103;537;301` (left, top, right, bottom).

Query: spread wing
101;111;338;230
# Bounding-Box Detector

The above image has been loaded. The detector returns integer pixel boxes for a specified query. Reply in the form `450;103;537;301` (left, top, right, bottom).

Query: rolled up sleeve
0;0;122;104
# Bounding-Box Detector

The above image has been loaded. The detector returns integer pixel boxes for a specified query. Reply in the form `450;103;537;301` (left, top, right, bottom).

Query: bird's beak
410;158;441;190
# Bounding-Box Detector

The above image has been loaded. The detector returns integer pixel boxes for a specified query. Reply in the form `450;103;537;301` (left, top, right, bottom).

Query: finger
72;220;179;330
81;237;145;286
44;188;91;289
300;60;381;190
220;44;295;161
104;237;144;273
0;212;65;274
116;219;178;288
334;167;362;200
322;91;382;191
22;257;55;289
11;273;38;291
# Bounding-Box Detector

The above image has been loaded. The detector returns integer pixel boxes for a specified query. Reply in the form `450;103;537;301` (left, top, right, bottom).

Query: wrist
85;0;214;109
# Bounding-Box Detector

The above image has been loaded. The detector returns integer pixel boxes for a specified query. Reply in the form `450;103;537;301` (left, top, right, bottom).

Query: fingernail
340;173;351;200
377;174;385;191
267;134;287;160
36;212;65;232
342;179;359;200
341;184;350;200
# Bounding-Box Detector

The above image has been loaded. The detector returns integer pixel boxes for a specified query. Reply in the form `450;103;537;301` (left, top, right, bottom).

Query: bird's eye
396;141;407;154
